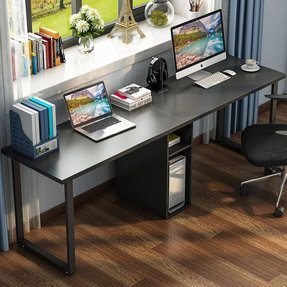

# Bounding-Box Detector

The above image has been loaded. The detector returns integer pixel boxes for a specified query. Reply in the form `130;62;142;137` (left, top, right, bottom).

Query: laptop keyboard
82;117;121;133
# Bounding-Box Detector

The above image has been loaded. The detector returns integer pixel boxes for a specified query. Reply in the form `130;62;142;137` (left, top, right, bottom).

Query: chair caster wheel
240;185;249;196
274;206;284;217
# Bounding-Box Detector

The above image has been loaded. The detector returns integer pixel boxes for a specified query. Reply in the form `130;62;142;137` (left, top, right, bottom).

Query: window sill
22;15;185;99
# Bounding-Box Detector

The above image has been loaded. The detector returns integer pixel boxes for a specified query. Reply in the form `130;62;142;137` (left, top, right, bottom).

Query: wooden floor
1;103;287;287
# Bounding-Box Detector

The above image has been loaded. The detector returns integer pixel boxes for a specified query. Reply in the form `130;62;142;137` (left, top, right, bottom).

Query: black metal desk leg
216;108;225;142
216;107;242;152
11;162;76;274
11;159;24;243
64;181;76;274
269;82;278;123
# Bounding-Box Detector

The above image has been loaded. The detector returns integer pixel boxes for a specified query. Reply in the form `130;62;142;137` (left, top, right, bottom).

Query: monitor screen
170;9;226;80
63;81;112;127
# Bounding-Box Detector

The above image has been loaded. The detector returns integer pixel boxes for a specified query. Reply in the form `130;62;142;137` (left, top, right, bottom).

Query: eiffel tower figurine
108;0;145;44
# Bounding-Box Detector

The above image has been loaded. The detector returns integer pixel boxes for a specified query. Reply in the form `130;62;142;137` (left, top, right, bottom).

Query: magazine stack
111;83;152;111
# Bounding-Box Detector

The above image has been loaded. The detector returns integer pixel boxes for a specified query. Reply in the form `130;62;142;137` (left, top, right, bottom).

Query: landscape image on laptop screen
172;11;224;70
65;82;111;126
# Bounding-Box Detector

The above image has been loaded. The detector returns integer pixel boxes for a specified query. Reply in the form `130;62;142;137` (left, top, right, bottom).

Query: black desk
2;55;285;274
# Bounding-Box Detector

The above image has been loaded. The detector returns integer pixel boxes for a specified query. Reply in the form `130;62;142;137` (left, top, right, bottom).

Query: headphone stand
151;84;168;94
157;59;168;93
149;59;168;93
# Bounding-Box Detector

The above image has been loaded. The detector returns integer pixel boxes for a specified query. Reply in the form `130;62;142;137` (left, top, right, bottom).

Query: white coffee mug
245;58;257;69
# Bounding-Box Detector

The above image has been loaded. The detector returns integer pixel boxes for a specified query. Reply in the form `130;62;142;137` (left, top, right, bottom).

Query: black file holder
10;110;59;159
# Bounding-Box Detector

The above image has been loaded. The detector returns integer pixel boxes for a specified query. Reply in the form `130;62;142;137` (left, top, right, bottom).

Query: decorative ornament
145;0;174;27
189;0;204;12
108;0;145;44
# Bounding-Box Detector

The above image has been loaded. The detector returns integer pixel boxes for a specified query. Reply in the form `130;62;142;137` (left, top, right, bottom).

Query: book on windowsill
111;92;152;111
168;133;180;148
117;83;151;100
39;27;66;64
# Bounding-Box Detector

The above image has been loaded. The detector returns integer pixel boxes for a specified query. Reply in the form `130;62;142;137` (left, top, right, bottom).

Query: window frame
25;0;147;48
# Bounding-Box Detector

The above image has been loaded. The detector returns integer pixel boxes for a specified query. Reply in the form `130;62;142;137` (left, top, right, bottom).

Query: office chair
240;93;287;217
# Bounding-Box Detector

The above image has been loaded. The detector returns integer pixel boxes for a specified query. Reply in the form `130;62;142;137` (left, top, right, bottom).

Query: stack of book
10;27;65;79
10;97;58;158
168;133;181;147
111;83;152;111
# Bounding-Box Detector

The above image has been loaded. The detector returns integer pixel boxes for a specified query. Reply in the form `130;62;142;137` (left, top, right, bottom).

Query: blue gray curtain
0;158;9;251
224;0;264;137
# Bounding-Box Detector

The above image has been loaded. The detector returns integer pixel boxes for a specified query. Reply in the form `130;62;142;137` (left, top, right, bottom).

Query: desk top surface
152;56;285;122
2;56;285;184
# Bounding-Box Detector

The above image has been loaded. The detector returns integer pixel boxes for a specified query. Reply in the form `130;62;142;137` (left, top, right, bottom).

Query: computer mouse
223;69;236;76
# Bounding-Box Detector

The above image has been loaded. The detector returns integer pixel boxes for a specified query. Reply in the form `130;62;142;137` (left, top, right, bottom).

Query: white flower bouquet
69;5;104;38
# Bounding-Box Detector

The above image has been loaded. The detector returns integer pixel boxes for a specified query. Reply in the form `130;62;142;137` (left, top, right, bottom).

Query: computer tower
168;155;186;213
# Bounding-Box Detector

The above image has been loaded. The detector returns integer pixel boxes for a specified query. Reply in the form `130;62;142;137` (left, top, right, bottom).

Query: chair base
240;167;287;217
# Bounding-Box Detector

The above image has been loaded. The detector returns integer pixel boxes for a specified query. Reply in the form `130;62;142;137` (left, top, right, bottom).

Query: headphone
146;57;168;90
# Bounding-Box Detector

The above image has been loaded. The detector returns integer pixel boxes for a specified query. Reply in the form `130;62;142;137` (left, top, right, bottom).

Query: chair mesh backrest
241;124;287;167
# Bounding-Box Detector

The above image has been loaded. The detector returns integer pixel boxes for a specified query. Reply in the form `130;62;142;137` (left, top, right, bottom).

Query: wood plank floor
1;103;287;287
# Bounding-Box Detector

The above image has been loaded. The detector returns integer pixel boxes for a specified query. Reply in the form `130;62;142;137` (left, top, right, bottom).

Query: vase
78;36;94;54
188;11;202;19
145;0;175;27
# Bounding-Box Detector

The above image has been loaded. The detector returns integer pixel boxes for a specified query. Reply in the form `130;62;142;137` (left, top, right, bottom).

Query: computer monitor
170;9;226;81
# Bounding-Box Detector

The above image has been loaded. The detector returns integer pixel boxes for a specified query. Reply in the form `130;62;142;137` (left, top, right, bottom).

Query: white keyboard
194;71;230;89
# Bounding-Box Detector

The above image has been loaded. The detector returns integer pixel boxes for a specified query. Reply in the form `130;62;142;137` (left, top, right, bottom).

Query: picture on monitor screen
64;82;112;127
170;9;226;80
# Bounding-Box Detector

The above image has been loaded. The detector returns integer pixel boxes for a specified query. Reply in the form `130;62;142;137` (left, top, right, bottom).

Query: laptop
63;81;136;142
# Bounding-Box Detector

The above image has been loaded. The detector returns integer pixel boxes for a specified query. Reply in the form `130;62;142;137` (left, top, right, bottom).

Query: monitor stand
187;70;211;81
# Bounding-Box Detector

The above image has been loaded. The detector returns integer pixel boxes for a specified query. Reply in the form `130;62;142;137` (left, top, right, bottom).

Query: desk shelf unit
116;123;193;219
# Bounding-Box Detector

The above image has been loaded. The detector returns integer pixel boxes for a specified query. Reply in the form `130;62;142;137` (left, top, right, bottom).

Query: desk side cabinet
116;123;193;219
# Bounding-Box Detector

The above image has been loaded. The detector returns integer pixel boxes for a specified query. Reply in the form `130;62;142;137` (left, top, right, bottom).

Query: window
26;0;148;47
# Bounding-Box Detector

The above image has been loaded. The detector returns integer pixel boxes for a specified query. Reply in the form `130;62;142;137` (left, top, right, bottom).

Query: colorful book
21;99;49;142
35;32;53;68
117;83;151;100
39;27;60;39
11;103;40;145
168;133;180;147
39;27;65;64
14;35;31;76
9;39;19;80
38;29;57;66
26;35;38;74
42;42;47;69
30;97;57;139
28;33;43;71
10;44;16;80
58;37;66;63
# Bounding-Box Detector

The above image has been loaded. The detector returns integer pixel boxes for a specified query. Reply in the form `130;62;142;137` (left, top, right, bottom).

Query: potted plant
70;5;104;54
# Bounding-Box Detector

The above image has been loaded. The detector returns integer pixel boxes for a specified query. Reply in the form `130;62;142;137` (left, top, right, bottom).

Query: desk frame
12;159;75;274
2;56;285;274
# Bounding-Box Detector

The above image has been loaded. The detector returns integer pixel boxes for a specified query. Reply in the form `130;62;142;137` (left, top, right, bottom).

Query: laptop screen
63;81;112;128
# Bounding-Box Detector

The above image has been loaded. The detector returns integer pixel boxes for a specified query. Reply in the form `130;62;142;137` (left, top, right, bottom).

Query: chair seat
241;124;287;167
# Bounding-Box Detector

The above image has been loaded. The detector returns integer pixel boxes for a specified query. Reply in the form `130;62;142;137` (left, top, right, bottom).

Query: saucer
241;64;260;72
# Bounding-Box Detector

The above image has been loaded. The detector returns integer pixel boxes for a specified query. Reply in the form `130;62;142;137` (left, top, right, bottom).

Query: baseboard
40;178;116;223
258;100;271;113
192;135;203;146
